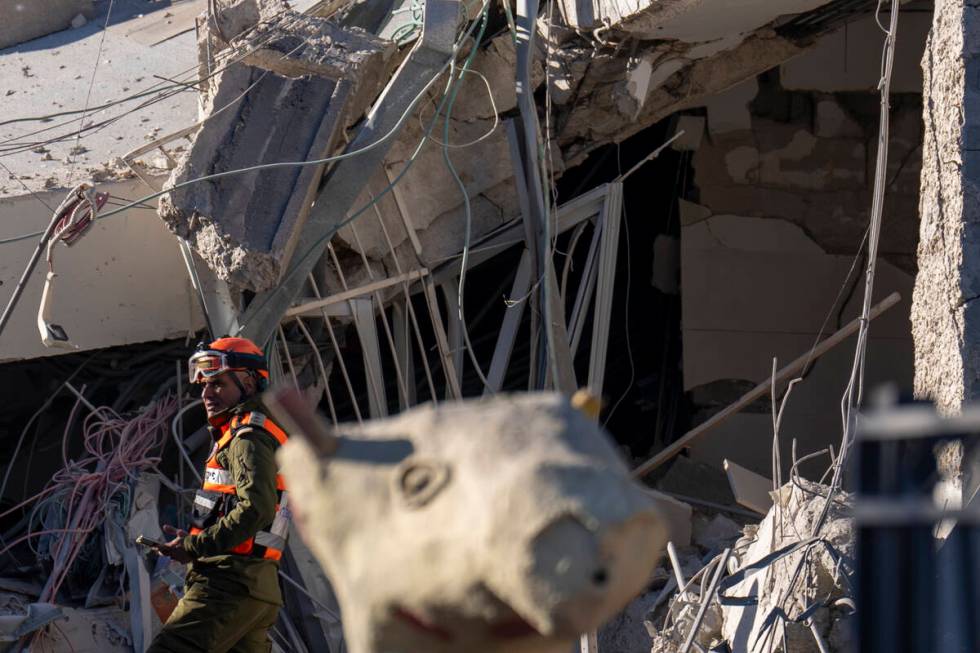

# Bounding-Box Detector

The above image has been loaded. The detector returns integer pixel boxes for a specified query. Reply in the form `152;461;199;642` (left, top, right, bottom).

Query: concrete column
912;0;980;415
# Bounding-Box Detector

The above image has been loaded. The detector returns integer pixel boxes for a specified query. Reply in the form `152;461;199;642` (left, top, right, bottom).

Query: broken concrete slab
557;30;809;166
647;480;853;653
235;0;467;343
240;11;395;117
159;11;391;291
212;0;288;43
724;458;773;515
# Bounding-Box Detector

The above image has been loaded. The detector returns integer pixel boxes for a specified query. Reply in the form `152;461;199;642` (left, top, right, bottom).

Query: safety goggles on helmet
188;348;268;384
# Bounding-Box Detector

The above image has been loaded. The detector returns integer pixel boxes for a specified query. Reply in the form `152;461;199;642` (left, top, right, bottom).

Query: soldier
147;337;290;653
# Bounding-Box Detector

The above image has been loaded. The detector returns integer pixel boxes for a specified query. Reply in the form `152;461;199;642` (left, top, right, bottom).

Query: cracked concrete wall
676;18;926;477
912;0;980;416
690;73;923;273
681;209;915;478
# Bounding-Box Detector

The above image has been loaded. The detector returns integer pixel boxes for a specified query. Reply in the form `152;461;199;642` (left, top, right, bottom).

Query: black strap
225;351;267;371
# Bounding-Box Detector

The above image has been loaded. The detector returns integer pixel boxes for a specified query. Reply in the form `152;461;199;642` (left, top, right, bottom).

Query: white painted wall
0;178;204;362
680;211;914;477
780;10;931;94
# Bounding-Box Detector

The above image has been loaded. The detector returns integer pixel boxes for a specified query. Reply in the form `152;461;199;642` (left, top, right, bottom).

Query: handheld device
136;535;167;549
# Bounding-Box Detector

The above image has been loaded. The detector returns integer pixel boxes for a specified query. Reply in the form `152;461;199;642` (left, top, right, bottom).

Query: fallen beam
632;291;902;479
237;0;464;345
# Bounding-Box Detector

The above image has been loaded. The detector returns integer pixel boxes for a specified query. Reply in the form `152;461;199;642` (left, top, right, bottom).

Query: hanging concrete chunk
158;12;392;291
269;391;670;653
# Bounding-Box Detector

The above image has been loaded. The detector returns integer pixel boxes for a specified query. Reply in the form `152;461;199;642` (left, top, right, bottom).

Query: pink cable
16;395;178;602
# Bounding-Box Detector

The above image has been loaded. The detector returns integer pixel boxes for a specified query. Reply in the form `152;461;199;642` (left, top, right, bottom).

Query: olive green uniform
148;408;283;653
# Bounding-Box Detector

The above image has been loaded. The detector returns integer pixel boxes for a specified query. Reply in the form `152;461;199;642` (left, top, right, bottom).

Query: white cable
834;0;898;477
170;399;205;484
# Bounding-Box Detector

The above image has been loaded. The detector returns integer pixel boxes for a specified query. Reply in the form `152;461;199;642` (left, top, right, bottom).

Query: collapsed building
0;0;973;651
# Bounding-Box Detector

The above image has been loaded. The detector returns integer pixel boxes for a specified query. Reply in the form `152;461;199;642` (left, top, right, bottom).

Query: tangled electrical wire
0;395;175;603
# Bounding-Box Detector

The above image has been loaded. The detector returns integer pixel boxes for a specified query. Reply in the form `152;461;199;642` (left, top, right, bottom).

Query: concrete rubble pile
595;512;741;652
0;591;135;652
645;480;854;653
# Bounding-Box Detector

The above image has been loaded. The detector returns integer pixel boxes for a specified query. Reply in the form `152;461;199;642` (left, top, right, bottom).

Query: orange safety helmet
188;336;270;388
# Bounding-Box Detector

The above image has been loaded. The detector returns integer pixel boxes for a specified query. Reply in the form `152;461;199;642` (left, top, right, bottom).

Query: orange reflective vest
190;410;290;561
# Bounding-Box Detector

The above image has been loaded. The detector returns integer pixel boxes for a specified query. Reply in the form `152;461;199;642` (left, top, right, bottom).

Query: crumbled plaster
723;147;760;184
688;75;922;272
704;77;758;134
814;98;864;139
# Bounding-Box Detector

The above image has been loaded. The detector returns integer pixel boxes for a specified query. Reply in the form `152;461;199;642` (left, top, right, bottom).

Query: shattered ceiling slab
557;0;832;40
158;11;392;291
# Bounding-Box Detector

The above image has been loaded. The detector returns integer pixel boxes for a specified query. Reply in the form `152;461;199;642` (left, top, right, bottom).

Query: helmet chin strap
229;370;252;402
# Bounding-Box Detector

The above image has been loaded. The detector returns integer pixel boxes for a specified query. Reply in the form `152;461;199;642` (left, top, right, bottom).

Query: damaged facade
0;0;970;651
